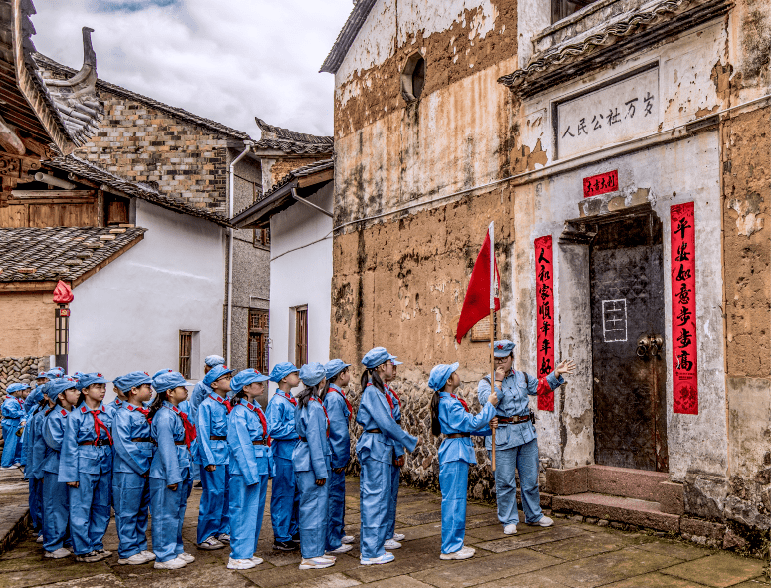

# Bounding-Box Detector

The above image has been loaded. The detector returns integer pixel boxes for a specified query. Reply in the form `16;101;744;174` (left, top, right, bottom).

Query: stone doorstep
552;492;681;533
0;508;29;556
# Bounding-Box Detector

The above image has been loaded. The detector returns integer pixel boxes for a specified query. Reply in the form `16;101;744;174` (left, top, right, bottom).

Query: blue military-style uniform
477;340;564;527
267;362;301;546
42;400;73;552
24;388;50;535
293;362;331;561
323;359;352;552
2;383;29;467
385;381;404;542
227;369;272;562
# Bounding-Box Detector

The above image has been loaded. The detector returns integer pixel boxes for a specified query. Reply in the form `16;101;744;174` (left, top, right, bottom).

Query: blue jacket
23;387;45;414
112;403;154;475
41;407;69;475
437;392;496;465
477;369;564;450
189;381;212;421
386;386;405;459
227;399;271;484
1;396;25;422
25;405;48;479
149;402;191;485
196;393;230;466
58;404;113;481
103;398;124;420
266;391;298;460
356;383;417;464
293;398;330;479
324;385;351;469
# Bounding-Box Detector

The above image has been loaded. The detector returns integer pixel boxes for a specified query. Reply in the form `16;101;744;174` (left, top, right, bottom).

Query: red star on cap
497;344;504;349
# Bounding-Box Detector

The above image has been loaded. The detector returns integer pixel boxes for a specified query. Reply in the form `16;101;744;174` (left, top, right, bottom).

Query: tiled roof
33;53;251;141
45;155;231;227
253;117;333;155
0;226;146;284
320;0;378;74
259;158;334;204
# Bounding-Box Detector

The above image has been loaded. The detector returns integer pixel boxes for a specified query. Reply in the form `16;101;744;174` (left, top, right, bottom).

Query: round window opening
401;53;425;102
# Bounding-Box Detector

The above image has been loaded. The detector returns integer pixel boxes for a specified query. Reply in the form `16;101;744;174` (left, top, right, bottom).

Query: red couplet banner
671;202;698;414
534;235;555;411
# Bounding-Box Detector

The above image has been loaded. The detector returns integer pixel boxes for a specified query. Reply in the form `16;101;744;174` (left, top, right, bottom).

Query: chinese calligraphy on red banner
671;202;697;414
534;235;554;411
583;170;618;198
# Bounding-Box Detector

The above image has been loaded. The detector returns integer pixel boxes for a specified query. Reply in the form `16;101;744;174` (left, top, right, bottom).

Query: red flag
456;227;500;343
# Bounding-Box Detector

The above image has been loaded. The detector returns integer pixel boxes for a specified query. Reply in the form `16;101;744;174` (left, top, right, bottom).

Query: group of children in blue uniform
1;339;573;569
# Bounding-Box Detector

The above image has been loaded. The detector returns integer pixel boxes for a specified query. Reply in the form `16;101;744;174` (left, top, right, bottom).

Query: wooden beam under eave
10;190;96;198
0;280;62;292
297;169;333;188
71;233;144;288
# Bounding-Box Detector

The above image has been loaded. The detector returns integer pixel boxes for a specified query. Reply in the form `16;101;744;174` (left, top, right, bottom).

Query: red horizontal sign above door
583;170;618;198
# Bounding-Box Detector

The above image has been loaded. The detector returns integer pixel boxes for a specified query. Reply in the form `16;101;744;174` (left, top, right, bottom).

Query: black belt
298;436;307;442
366;428;382;434
131;437;156;445
498;415;531;424
446;433;470;439
79;439;112;447
175;441;187;446
252;440;268;446
210;435;226;441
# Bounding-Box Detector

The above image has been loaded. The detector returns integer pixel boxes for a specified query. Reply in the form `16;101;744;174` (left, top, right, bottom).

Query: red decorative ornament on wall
671;202;698;415
53;280;74;304
534;235;555;411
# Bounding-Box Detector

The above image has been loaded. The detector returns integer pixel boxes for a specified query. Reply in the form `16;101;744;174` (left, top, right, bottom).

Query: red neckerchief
81;405;112;446
16;398;23;407
169;404;196;449
366;383;394;418
244;400;271;446
278;391;297;406
329;385;353;421
387;385;401;407
310;396;330;437
126;403;151;423
210;393;232;413
450;393;470;412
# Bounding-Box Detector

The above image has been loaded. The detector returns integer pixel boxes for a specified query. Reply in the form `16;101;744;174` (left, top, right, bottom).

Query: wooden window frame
295;305;308;367
253;227;270;249
551;0;598;24
248;309;269;372
179;330;193;379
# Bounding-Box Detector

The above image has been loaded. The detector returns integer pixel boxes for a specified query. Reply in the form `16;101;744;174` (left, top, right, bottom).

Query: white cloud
30;0;354;138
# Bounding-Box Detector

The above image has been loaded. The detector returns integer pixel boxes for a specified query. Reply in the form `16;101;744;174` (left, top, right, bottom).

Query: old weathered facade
324;0;771;550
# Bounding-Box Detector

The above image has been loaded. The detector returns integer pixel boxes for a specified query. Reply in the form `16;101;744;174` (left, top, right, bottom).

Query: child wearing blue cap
111;372;156;565
59;373;113;562
42;377;80;558
357;347;420;565
225;369;272;570
2;383;29;468
382;355;406;550
294;362;335;570
196;364;235;550
322;359;355;554
147;370;197;569
25;380;54;542
266;362;302;551
430;363;499;559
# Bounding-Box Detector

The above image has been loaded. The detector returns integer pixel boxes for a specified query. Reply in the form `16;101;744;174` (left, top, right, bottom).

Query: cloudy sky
31;0;354;138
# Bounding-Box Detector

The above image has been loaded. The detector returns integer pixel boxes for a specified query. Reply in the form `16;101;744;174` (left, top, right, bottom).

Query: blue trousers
113;472;150;558
270;457;299;542
359;457;391;559
1;421;21;467
197;465;229;543
229;473;268;560
326;469;346;550
296;470;329;559
29;477;43;532
439;461;469;554
386;463;400;539
150;477;193;562
68;471;111;555
490;438;543;525
43;471;69;552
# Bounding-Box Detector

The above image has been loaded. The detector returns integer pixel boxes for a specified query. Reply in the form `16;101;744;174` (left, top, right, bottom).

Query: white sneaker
198;536;224;550
299;557;335;569
177;552;195;563
536;516;554;527
140;550;156;561
320;554;336;561
504;524;517;535
227;557;256;570
153;556;187;569
391;532;405;541
440;545;476;560
251;556;264;565
44;548;71;559
326;544;353;554
117;553;149;565
360;552;394;565
218;533;231;543
36;533;44;544
341;535;355;544
384;539;401;550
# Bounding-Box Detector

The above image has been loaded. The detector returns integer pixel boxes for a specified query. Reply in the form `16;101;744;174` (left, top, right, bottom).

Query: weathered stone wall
0;356;49;452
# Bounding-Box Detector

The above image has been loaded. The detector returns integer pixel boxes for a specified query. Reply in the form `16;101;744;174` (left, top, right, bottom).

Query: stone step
552;492;680;533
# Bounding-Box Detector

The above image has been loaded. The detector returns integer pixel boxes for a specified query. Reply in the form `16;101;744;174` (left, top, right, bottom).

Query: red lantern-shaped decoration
53;280;74;304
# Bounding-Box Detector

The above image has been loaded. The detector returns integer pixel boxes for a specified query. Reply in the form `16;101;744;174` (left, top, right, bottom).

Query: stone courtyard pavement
0;477;767;588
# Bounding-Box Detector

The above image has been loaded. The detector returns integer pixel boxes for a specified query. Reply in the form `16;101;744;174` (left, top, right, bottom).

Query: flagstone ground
0;473;767;588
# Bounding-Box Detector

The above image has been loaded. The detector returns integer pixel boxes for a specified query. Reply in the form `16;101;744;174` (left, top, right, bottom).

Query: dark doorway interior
589;209;668;472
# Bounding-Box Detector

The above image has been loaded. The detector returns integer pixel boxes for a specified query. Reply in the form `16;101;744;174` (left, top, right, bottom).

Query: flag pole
489;221;496;473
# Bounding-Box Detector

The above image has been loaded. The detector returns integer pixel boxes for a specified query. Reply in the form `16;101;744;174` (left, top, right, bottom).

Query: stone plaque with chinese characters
556;67;659;159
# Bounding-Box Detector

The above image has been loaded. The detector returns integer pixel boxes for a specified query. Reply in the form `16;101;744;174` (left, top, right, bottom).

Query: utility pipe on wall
226;140;253;365
35;172;76;190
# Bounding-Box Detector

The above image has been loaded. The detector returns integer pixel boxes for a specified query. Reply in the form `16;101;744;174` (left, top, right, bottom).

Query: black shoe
273;540;298;551
290;535;301;545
